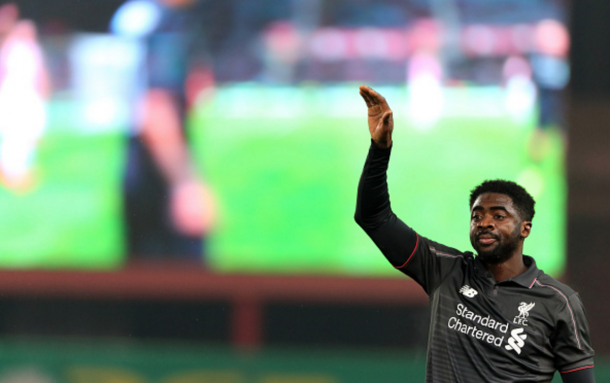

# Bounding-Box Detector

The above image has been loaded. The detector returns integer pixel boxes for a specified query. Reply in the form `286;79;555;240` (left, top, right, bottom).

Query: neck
483;252;527;282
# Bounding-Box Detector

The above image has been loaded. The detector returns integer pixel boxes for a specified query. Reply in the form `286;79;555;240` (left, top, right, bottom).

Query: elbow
354;210;378;231
354;212;364;228
354;206;369;228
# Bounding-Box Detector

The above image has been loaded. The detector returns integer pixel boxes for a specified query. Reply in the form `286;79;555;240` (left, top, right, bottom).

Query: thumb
382;110;393;126
374;110;394;148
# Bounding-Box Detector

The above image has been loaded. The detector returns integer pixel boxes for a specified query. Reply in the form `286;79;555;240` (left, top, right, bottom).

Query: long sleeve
354;140;466;294
354;140;418;267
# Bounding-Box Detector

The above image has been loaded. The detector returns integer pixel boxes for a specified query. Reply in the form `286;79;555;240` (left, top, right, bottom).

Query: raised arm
354;85;418;267
354;85;465;293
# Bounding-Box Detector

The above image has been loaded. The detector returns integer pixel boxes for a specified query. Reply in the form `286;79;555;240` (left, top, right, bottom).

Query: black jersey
355;142;594;382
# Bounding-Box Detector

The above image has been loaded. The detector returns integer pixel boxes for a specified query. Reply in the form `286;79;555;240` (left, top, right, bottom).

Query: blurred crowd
6;0;567;86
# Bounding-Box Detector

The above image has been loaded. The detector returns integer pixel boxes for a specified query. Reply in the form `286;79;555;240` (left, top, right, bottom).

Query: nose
478;214;494;229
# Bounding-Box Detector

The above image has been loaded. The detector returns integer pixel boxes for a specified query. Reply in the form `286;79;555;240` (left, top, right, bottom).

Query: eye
472;214;482;220
494;214;505;220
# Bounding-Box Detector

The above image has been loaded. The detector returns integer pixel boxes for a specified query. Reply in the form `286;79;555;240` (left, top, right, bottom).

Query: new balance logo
505;328;527;354
459;285;478;298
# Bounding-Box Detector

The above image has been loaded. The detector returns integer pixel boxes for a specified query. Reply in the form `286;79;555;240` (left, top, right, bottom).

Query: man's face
469;192;531;264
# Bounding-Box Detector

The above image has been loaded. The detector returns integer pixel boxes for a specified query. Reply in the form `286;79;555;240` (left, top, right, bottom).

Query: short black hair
469;179;535;221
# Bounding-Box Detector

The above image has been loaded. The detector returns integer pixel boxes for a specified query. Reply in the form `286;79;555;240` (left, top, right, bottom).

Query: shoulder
533;273;578;299
532;273;587;316
420;235;471;262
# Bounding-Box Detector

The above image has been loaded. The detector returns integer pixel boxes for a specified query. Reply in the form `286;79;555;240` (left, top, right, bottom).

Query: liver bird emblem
517;302;535;319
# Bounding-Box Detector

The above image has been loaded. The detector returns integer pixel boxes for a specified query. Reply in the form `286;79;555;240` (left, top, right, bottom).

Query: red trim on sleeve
395;234;419;269
560;365;594;374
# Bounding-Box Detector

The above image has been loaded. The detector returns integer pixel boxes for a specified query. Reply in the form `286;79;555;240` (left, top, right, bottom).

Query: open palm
359;85;394;148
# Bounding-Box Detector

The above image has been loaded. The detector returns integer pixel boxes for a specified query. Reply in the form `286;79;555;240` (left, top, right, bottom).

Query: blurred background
0;0;606;381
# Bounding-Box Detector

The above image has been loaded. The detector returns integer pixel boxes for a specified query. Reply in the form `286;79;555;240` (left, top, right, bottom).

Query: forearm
561;367;596;383
354;140;418;266
354;140;393;229
140;89;195;185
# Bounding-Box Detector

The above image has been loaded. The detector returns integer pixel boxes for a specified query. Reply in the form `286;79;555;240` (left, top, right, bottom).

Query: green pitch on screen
0;132;124;269
192;84;566;278
0;84;565;277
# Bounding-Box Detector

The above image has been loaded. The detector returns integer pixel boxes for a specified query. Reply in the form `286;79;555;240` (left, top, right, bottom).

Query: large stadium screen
0;0;569;277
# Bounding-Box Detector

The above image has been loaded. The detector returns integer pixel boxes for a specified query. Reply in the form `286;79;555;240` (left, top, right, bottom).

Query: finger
367;87;390;110
359;85;378;104
359;85;372;95
359;89;371;107
369;89;390;110
359;86;374;108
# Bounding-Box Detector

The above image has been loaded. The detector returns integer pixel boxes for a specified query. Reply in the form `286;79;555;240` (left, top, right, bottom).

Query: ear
521;221;532;239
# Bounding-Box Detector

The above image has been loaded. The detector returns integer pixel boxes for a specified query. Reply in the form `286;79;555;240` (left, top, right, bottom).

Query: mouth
476;233;498;246
478;238;496;245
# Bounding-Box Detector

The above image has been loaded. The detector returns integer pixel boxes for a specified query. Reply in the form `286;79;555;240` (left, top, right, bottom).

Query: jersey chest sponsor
447;303;531;354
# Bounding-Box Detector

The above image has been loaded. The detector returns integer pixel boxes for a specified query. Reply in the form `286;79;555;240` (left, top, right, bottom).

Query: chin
476;244;515;265
477;251;505;265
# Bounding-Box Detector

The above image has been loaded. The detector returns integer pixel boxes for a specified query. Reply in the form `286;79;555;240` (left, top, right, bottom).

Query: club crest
513;302;535;326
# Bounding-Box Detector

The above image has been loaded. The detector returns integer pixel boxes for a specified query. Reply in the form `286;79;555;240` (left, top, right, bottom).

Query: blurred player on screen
0;4;50;192
111;0;216;263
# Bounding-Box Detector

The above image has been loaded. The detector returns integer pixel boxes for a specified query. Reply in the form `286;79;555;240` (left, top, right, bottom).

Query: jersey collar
474;255;540;288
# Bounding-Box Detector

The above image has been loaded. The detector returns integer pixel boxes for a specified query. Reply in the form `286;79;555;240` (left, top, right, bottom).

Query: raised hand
359;85;393;149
